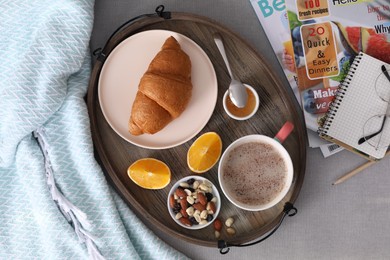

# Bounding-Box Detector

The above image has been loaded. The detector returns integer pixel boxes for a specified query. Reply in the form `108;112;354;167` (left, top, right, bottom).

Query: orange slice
187;132;222;173
127;158;171;189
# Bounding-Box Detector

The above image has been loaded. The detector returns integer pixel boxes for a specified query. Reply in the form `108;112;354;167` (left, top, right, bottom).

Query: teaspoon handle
214;33;234;79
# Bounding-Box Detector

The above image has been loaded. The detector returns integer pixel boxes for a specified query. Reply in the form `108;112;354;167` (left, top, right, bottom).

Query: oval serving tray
87;10;307;247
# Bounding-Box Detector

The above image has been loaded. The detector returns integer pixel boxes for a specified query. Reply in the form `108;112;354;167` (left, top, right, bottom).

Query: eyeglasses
359;65;390;150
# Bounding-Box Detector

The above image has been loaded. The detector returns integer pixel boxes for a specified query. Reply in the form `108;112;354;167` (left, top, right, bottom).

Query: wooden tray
87;10;307;247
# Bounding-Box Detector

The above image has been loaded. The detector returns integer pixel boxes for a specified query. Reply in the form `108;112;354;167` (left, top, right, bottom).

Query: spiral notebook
319;52;390;160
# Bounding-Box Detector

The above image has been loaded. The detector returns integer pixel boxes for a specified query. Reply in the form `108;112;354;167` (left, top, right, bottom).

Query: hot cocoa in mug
218;135;293;211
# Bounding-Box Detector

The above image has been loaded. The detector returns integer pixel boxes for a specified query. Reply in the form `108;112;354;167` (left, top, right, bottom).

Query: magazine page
250;0;300;102
285;0;390;139
249;0;344;156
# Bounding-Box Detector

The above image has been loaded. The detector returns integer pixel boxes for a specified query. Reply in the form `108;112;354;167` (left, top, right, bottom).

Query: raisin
172;202;181;213
189;217;199;225
205;192;213;201
186;178;195;185
206;214;214;222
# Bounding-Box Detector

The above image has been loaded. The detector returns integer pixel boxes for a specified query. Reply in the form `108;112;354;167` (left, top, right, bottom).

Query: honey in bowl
224;85;259;120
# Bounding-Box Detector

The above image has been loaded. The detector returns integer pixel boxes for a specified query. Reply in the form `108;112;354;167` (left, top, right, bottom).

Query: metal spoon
214;33;248;108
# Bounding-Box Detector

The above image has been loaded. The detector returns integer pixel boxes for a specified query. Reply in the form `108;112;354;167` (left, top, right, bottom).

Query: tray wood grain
87;12;307;247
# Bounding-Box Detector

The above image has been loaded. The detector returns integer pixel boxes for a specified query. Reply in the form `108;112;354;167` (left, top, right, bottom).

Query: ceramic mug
218;122;294;211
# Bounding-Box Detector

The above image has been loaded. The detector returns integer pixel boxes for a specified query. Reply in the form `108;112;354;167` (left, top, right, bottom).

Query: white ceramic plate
98;30;218;149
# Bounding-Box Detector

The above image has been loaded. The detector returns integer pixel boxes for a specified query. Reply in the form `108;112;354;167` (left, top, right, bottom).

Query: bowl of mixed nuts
167;176;221;230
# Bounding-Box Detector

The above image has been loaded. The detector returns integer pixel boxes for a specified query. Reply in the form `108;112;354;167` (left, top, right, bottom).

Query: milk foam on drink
222;141;288;207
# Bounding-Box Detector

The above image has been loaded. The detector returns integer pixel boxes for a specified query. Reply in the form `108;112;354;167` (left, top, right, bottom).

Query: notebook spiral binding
318;52;363;135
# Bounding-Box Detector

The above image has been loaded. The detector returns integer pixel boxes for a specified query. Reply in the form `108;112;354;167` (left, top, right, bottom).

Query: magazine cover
250;0;301;102
285;0;390;135
250;0;344;156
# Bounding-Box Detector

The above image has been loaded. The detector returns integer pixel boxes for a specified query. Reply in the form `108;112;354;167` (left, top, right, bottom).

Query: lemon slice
187;132;222;173
127;158;171;189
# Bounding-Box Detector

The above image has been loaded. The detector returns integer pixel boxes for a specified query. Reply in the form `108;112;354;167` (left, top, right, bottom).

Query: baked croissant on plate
129;36;193;135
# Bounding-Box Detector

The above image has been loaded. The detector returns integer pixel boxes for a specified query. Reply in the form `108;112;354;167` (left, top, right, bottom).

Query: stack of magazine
250;0;390;158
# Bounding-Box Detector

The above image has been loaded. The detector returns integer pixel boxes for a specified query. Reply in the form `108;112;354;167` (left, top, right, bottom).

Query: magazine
249;0;344;157
285;0;390;147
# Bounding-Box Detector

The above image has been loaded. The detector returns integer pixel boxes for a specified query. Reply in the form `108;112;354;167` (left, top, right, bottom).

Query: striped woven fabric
0;1;187;259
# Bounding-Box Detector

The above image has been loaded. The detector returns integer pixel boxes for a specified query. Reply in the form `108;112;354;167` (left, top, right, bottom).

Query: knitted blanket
0;1;187;259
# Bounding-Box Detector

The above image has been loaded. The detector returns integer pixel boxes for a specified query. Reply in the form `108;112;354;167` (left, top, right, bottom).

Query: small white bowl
223;84;259;120
167;176;221;230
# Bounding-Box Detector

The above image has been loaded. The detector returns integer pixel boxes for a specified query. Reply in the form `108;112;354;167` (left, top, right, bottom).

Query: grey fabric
91;1;390;259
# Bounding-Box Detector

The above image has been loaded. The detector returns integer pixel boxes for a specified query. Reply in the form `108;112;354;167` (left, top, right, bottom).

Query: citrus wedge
127;158;171;189
187;132;222;173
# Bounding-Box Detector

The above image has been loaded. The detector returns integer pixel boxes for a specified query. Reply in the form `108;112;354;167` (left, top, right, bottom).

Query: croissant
129;36;193;135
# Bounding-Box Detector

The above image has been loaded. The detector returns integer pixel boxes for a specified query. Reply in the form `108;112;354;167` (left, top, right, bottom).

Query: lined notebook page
324;53;390;160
